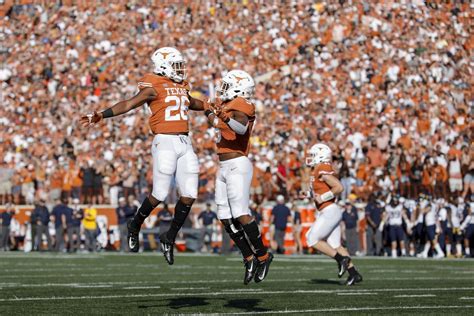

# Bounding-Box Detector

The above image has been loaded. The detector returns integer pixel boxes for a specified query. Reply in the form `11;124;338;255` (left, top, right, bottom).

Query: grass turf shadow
223;298;271;312
138;296;209;310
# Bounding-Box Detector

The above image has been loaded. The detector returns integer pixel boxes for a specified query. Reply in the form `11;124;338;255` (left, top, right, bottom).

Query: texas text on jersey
310;162;337;210
137;73;190;135
216;96;255;156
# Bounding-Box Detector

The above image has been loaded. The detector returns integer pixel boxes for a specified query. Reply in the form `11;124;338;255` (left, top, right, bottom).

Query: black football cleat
346;271;363;286
254;252;274;283
127;220;140;253
338;256;351;278
243;256;258;285
159;232;174;265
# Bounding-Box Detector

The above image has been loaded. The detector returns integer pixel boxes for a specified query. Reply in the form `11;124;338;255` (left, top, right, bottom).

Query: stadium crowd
0;2;472;256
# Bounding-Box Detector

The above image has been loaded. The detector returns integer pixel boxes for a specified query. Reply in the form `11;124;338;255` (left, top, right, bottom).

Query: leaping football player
80;47;207;265
205;70;273;284
305;144;363;285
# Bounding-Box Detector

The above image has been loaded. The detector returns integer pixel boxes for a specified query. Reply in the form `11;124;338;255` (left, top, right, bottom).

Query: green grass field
0;253;473;315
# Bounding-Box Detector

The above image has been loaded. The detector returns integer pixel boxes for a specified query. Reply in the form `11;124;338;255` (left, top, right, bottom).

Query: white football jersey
425;204;438;226
386;204;403;226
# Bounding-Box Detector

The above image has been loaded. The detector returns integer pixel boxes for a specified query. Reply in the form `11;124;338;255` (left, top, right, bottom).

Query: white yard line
209;305;474;315
460;297;474;300
122;286;161;290
1;287;473;302
394;294;436;298
337;292;377;296
171;287;210;290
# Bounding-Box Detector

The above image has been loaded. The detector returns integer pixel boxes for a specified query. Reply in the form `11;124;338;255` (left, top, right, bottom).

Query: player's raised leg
128;135;177;252
216;170;257;284
226;156;272;283
159;140;199;265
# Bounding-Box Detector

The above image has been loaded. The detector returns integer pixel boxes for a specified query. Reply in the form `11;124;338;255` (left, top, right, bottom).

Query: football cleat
127;220;140;253
338;256;351;278
159;232;174;265
254;253;274;283
346;271;363;286
243;256;258;285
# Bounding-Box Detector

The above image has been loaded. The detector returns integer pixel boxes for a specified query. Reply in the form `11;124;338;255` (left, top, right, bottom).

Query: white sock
401;248;406;256
456;244;462;255
446;244;452;255
391;249;397;258
423;243;430;256
466;247;471;256
435;243;445;256
409;249;415;256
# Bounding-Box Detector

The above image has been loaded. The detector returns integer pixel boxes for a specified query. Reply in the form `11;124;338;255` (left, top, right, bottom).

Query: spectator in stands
83;205;98;252
0;203;14;251
198;203;218;253
31;199;51;251
0;1;471;256
365;194;384;256
270;195;292;254
116;197;135;252
342;197;359;256
68;199;83;253
51;198;68;252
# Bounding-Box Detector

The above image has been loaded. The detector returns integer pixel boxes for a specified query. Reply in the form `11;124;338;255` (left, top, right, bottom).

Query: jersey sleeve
228;98;255;118
137;74;155;91
317;163;335;177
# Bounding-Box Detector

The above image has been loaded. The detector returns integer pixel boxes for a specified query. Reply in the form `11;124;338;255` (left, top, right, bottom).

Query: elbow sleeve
227;118;248;135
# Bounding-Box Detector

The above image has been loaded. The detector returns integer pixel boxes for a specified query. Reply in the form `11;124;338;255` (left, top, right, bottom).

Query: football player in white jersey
418;199;445;258
385;196;409;257
461;202;473;257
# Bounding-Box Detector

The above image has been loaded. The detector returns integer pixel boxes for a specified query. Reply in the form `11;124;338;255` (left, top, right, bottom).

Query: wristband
320;190;335;202
101;108;114;118
204;109;213;117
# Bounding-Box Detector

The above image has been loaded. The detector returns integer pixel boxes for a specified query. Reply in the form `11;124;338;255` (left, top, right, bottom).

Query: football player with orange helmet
81;47;207;265
305;143;363;285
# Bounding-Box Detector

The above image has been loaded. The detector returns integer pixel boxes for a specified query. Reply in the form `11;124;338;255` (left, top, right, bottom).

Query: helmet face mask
171;61;187;81
151;47;187;83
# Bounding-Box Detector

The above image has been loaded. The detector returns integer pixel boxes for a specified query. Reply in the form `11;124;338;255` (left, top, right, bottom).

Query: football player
80;47;207;264
418;198;445;258
385;196;409;257
305;144;362;285
205;70;273;284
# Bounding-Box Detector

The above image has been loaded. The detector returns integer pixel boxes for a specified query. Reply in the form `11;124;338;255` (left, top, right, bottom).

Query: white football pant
151;134;199;201
215;156;253;220
306;203;343;249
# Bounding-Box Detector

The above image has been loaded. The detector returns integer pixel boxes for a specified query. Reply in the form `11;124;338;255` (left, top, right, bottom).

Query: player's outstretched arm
188;96;206;111
80;87;157;127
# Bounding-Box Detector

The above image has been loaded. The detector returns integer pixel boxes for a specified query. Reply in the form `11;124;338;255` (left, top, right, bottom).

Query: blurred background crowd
0;1;472;256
